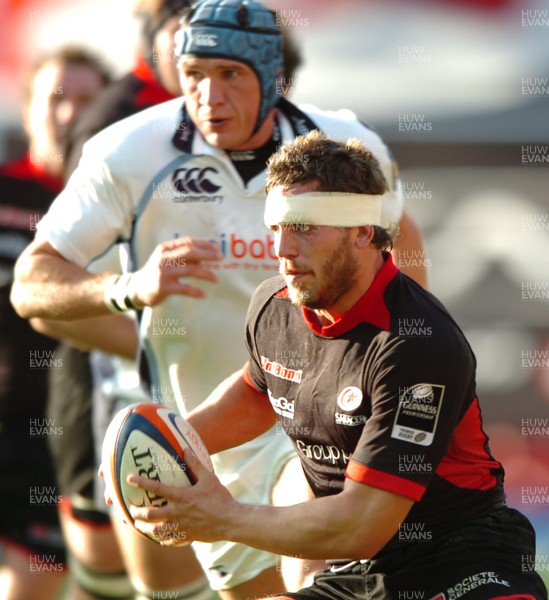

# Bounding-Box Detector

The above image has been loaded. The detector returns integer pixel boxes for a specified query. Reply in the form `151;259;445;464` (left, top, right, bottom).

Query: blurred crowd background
1;0;548;583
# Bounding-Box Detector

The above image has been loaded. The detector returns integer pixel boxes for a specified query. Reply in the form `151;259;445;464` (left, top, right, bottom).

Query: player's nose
275;228;299;259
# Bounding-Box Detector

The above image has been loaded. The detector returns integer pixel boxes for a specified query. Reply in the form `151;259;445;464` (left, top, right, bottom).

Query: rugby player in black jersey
129;131;548;600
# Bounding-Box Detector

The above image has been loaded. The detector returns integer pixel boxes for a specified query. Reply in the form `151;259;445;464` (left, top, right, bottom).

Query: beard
284;234;360;310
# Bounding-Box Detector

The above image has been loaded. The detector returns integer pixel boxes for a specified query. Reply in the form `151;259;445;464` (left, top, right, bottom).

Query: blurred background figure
0;45;111;600
63;0;190;177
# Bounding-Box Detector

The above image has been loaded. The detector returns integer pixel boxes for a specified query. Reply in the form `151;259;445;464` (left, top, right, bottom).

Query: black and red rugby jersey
0;153;61;421
244;253;506;552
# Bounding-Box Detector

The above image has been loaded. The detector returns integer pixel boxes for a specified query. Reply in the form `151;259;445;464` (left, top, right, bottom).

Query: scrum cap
175;0;283;131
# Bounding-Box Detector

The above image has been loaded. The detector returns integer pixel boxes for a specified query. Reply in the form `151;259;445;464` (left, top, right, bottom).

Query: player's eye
222;69;239;80
184;70;203;82
270;224;316;235
283;224;312;233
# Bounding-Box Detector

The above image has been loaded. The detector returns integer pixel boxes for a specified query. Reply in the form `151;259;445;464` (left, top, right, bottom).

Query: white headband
264;190;382;228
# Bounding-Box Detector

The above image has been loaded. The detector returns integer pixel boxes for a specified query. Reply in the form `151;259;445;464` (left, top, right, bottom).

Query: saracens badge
337;386;363;412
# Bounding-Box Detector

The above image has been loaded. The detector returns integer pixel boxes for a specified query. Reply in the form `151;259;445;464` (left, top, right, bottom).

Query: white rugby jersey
37;97;403;457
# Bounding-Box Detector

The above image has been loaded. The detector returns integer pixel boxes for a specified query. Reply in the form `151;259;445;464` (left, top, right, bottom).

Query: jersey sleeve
346;330;477;501
36;139;135;269
243;276;287;394
244;331;267;395
242;361;265;393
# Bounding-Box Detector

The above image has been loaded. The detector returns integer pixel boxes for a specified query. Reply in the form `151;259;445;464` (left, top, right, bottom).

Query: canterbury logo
195;34;217;47
172;167;222;194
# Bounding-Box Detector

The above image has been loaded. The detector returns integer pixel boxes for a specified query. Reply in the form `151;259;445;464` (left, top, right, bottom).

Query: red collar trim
132;57;177;107
302;253;398;337
1;152;63;193
132;56;159;84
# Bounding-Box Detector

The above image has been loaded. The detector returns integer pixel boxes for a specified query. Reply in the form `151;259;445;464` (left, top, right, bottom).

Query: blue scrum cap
174;0;283;131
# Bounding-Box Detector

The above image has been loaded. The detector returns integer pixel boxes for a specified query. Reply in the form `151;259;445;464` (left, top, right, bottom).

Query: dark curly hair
266;130;397;250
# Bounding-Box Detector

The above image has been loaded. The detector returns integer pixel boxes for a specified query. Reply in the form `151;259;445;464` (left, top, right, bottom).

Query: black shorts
47;346;142;525
0;427;66;564
282;508;548;600
47;344;95;499
47;344;111;525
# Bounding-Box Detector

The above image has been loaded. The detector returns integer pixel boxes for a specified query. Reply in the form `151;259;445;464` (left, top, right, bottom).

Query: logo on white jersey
195;34;218;47
173;166;221;195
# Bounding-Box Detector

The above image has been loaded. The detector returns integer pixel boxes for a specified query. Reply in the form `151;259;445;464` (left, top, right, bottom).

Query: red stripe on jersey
0;153;63;192
132;57;176;108
0;535;66;567
436;397;500;490
488;596;536;599
58;497;112;530
134;81;175;108
242;363;262;392
346;461;425;501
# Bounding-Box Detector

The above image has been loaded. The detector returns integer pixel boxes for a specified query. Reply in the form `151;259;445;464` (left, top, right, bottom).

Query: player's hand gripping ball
101;403;213;543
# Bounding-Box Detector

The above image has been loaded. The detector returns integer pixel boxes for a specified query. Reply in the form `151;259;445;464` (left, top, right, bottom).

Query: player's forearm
30;313;139;359
209;486;402;560
11;242;115;320
132;464;411;560
222;497;358;559
188;368;276;455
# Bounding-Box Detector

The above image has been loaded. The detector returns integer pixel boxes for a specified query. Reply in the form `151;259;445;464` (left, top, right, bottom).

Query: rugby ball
101;402;213;541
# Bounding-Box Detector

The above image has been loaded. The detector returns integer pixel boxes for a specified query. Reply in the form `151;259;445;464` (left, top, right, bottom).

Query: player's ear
355;225;374;249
